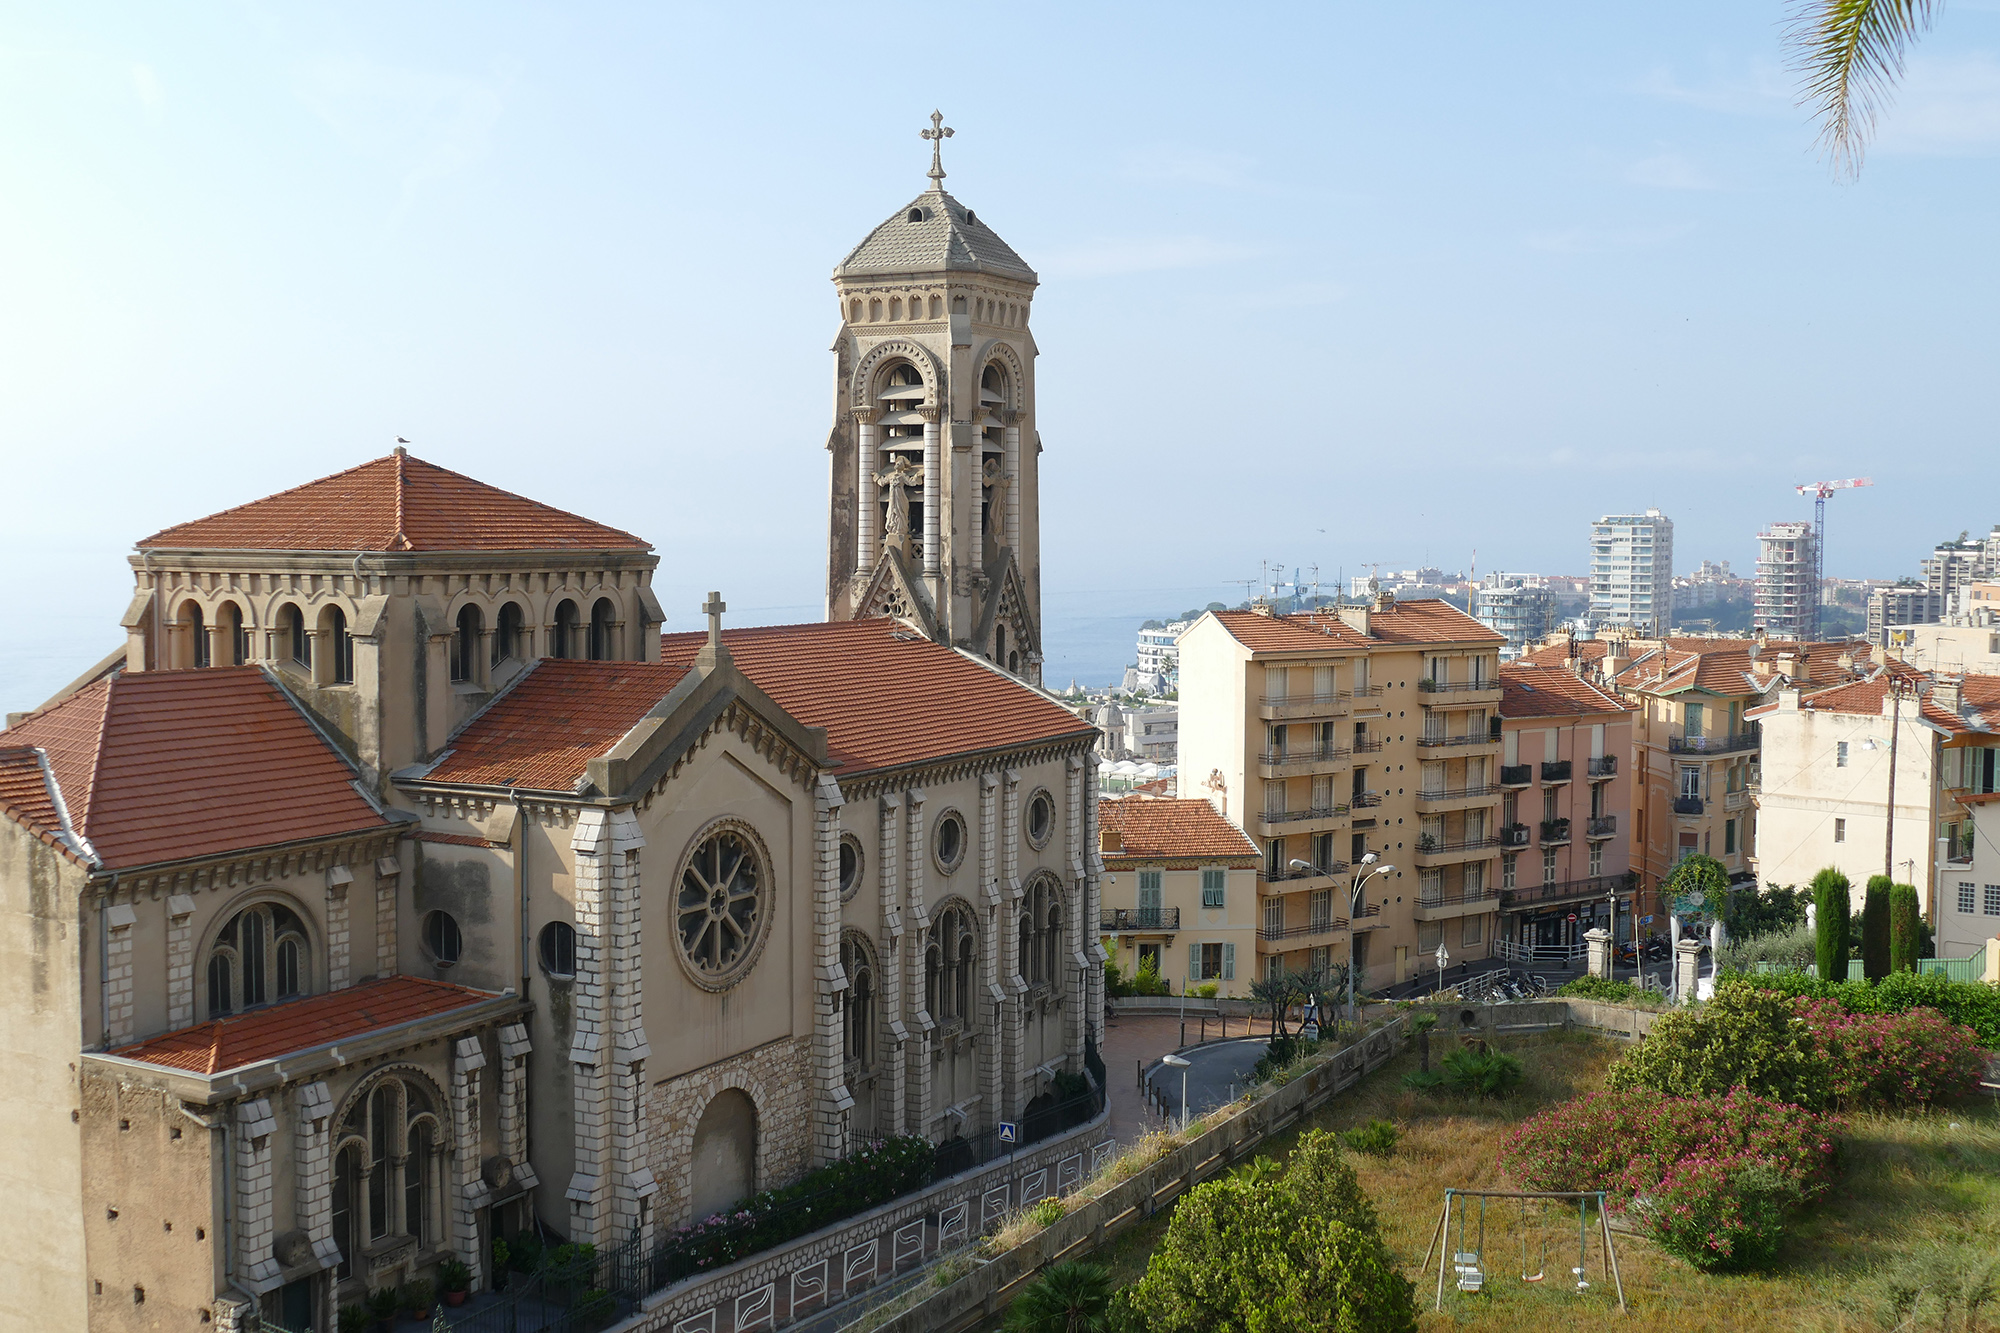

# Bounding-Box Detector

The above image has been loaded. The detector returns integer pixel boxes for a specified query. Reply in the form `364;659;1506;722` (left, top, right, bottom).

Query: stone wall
649;1035;817;1230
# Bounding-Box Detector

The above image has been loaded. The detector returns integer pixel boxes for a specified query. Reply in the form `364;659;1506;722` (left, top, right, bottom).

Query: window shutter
1188;943;1202;981
1223;943;1236;980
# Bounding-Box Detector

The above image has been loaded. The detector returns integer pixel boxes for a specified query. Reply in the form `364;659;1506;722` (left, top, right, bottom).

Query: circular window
538;921;576;978
423;911;462;967
1026;790;1055;849
933;810;967;875
675;822;771;989
838;835;864;902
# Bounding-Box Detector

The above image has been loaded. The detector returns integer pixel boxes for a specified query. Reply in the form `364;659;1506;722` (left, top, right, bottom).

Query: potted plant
338;1304;370;1333
400;1279;434;1321
438;1258;473;1307
365;1286;398;1333
490;1238;511;1291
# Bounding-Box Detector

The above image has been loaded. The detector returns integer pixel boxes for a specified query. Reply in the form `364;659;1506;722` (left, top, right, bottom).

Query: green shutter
1188;943;1201;981
1223;942;1236;980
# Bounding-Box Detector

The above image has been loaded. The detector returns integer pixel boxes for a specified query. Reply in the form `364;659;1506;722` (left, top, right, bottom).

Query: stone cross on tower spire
702;591;726;649
921;110;953;190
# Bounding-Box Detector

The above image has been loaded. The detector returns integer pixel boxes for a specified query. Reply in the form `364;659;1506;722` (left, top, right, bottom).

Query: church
0;123;1104;1333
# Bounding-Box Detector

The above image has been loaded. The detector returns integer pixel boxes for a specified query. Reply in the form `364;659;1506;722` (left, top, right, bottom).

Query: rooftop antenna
1793;477;1873;640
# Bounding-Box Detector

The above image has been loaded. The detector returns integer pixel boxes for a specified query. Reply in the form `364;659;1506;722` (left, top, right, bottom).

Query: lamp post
1346;857;1398;1022
1161;1052;1190;1131
1435;942;1450;995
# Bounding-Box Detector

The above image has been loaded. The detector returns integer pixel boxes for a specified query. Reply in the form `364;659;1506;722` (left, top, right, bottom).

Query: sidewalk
1100;1009;1282;1144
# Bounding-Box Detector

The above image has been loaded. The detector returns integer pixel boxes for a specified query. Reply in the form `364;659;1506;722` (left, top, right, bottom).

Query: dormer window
588;598;617;660
184;602;209;669
285;604;311;668
451;604;482;683
553;599;579;659
494;602;525;665
205;901;310;1018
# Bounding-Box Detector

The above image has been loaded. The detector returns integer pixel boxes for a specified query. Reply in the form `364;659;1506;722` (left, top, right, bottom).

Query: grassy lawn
1079;1029;2000;1331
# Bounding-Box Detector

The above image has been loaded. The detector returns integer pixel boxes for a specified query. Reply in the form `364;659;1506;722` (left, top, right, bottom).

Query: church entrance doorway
689;1089;758;1221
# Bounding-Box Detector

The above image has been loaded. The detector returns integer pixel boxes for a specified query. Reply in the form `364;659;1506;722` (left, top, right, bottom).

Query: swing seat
1453;1254;1485;1292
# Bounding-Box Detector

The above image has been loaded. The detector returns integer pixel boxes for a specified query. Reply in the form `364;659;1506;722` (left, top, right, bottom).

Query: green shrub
1556;975;1655;1006
1717;921;1817;974
1891;882;1921;973
1191;981;1219;999
1005;1261;1113;1333
366;1287;399;1320
1028;1196;1066;1229
338;1305;370;1333
1439;1049;1524;1099
1400;1069;1446;1092
1606;982;1831;1109
1131;958;1172;997
437;1257;472;1294
399;1279;434;1315
1725;882;1810;939
1735;968;2000;1047
1813;867;1853;982
1862;876;1892;981
1339;1119;1399;1157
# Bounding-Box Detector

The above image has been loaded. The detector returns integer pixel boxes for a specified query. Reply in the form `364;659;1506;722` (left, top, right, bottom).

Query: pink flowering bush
1795;1000;1986;1108
1499;1088;1839;1270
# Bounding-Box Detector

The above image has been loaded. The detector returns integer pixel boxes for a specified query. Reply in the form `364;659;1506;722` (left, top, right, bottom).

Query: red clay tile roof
110;977;495;1074
1520;639;1611;668
1749;670;2000;735
1;667;389;869
661;620;1098;778
0;746;82;862
1098;797;1258;863
425;660;692;791
137;450;650;553
1206;600;1499;653
1498;664;1633;719
1348;598;1504;645
1208;611;1372;653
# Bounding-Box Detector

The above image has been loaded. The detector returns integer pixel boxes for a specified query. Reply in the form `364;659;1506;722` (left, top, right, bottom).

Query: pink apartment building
1494;664;1637;960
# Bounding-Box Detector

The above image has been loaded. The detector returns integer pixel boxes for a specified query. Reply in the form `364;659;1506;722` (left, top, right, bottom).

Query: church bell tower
825;113;1043;683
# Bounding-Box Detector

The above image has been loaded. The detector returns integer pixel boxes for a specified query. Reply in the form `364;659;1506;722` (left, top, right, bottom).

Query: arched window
318;605;353;684
494;602;525;666
841;934;875;1069
1045;897;1062;986
340;1075;442;1250
184;601;209;669
994;624;1007;666
332;1143;362;1279
284;604;311;668
423;910;462;966
931;903;976;1025
552;600;579;659
405;1119;433;1246
451;604;482;683
1018;910;1033;985
205;901;310;1017
588;598;617;661
538;920;576;977
220;602;248;665
1023;878;1061;987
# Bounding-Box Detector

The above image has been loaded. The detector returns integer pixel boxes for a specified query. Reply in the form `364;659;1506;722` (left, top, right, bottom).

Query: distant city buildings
1589;509;1674;634
1471;575;1557;657
1870;582;1946;648
1754;521;1818;639
1675;559;1750;610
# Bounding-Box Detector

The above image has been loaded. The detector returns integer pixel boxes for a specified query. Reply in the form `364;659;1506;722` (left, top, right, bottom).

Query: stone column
567;810;613;1245
451;1037;489;1277
1004;424;1021;552
978;773;1002;1133
855;410;878;576
324;867;353;992
296;1082;342;1270
1674;938;1704;1004
1000;770;1025;1124
105;903;136;1047
970;451;984;575
1083;762;1107;1048
921;410;942;579
497;1023;538;1190
903;788;932;1138
1063;756;1087;1069
206;623;229;669
1584;927;1612;981
813;776;855;1165
606;811;656;1246
877;794;908;1137
375;855;401;978
234;1098;282;1295
166;895;197;1029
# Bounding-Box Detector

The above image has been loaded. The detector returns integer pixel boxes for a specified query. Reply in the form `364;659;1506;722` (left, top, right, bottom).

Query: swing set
1420;1189;1627;1314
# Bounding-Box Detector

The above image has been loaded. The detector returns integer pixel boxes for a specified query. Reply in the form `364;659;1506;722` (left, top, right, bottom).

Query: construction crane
1794;478;1874;640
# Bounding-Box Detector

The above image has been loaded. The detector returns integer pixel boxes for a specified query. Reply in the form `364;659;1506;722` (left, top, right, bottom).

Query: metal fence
1750;951;1990;984
439;1245;634;1333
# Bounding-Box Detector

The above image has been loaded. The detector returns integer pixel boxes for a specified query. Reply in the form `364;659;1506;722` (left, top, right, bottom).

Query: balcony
1352;737;1385;755
1350;791;1384;809
1499;823;1531;848
1539;818;1572;845
1100;907;1179;932
1413;834;1501;866
1417;679;1505;705
1541;760;1573;784
1500;764;1533;787
1673;795;1705;816
1586;815;1617;839
1588;755;1617;778
1415;886;1502;920
1725;789;1750;811
1256;918;1347;944
1417;732;1502;753
1260;860;1351;889
1415;783;1500;813
1500;871;1637;911
1256;745;1352;779
1258;691;1351;721
1255;804;1351;837
1667;728;1760;755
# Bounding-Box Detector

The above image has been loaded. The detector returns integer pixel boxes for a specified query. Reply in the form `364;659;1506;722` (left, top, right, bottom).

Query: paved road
1145;1037;1269;1125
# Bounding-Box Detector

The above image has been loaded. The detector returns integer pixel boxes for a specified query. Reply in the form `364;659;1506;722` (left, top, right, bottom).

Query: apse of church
825;113;1044;684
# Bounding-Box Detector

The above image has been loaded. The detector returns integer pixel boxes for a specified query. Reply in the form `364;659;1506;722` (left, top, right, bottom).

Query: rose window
678;829;764;979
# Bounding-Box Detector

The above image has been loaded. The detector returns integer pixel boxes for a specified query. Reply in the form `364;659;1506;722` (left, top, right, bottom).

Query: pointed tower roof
834;189;1037;283
137;449;651;553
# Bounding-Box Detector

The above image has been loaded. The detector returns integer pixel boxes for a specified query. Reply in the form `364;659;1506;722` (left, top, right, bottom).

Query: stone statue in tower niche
875;457;924;561
982;456;1011;559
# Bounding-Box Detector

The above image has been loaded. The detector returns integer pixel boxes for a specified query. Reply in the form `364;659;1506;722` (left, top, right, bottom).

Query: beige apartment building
1096;798;1260;998
1176;592;1507;993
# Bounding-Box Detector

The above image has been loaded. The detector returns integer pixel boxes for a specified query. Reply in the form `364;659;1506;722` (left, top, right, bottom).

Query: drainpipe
97;887;111;1049
512;788;529;997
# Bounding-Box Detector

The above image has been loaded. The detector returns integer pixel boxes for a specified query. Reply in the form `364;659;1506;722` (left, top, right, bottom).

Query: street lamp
1435;942;1450;995
1346;857;1397;1022
1161;1052;1191;1131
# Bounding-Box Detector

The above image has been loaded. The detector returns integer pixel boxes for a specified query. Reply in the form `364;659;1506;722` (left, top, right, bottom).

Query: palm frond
1786;0;1941;176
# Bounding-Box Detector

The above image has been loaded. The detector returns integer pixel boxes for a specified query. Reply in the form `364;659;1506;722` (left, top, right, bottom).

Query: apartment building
1495;664;1636;956
1136;621;1191;687
1948;792;2000;963
1750;668;2000;941
1472;579;1557;657
1871;583;1946;647
1589;510;1674;634
1096;798;1260;997
1754;521;1818;639
1176;592;1506;992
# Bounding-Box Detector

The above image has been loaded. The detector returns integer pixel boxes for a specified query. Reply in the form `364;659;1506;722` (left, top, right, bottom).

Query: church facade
0;138;1103;1333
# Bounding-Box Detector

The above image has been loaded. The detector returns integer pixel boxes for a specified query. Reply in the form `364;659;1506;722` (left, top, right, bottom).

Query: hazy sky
5;2;2000;706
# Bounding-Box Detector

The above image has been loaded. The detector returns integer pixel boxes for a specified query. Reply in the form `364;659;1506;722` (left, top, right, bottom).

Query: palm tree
1004;1261;1112;1333
1787;0;1941;176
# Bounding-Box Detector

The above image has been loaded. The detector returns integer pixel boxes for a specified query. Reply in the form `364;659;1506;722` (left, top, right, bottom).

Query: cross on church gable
704;591;726;648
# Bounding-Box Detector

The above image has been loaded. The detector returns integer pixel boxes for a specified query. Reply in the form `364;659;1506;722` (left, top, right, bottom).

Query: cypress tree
1812;867;1852;983
1889;882;1921;973
1861;874;1893;981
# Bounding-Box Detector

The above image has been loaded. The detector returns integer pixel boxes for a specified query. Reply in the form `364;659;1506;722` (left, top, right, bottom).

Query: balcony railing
1417;679;1501;694
1260;804;1350;826
1668;729;1760;755
1417;733;1497;749
1350;791;1384;809
1257;919;1348;942
1352;738;1384;754
1673;795;1705;816
1541;760;1573;783
1588;755;1617;778
1586;815;1617;838
1258;691;1344;709
1499;824;1531;847
1539;818;1572;844
1257;745;1352;767
1101;907;1180;932
1500;764;1533;787
1415;835;1500;855
1499;871;1638;910
1418;886;1502;909
1416;784;1498;802
1260;860;1351;884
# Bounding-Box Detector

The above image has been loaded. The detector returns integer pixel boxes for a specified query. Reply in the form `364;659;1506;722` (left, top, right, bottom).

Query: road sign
1567;914;1578;922
1641;915;1654;925
998;1122;1017;1145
